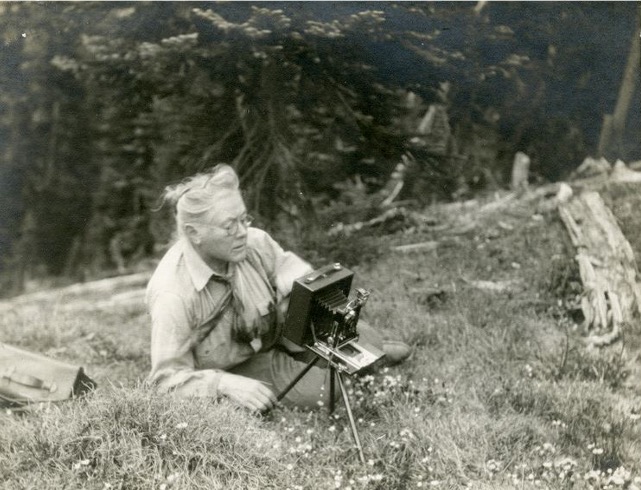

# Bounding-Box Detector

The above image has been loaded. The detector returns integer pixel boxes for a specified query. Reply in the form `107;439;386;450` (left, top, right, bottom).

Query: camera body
283;263;385;375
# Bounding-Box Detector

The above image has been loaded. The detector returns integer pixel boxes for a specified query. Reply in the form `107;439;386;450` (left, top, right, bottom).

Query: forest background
0;1;639;296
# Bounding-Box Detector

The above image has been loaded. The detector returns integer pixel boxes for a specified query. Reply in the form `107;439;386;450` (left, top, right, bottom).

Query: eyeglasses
210;214;254;236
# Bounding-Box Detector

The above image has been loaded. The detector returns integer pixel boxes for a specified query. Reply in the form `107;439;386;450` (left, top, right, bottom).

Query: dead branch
391;241;438;253
328;208;407;237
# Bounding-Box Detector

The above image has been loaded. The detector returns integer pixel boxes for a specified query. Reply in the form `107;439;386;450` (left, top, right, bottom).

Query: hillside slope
1;184;640;490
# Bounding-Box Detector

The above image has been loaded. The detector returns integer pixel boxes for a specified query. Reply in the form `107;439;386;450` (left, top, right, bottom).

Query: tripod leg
336;372;366;464
329;366;336;414
276;356;320;402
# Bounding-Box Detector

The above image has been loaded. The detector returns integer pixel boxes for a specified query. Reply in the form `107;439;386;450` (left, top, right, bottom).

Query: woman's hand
218;372;277;412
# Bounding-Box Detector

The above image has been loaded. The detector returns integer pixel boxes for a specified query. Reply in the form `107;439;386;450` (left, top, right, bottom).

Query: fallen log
0;272;151;316
558;191;641;346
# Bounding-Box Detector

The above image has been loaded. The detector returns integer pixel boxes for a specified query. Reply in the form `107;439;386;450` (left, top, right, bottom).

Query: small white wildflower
555;457;578;469
584;470;602;481
400;428;415;439
542;442;555;453
175;422;188;429
607;466;630;486
167;472;181;484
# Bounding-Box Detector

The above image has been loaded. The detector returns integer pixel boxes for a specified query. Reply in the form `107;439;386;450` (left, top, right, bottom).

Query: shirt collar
181;238;231;291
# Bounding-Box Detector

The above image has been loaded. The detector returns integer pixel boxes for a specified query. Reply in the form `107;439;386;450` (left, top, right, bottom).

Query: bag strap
194;286;233;345
1;366;57;392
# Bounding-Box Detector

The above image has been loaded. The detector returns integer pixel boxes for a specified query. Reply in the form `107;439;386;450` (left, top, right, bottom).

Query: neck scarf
228;252;278;344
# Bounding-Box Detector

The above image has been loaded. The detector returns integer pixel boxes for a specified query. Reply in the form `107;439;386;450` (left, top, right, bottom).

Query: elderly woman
146;165;410;412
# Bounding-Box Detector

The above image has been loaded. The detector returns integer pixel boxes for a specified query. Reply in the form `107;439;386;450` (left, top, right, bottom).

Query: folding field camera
283;263;385;375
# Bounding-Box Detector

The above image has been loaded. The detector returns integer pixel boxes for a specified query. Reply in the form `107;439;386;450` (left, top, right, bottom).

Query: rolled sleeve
147;291;223;398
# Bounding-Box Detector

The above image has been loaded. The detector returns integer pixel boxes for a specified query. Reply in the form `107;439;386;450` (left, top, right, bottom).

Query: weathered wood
510;151;530;193
558;191;641;346
0;272;151;310
0;288;148;318
391;241;438;253
379;156;410;208
329;208;399;237
569;156;611;181
611;160;641;183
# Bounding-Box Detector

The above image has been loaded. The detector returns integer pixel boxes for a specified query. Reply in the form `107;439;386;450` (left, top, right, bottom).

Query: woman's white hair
162;164;240;235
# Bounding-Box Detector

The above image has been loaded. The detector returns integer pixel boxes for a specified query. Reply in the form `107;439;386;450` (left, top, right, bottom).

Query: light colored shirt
145;227;312;398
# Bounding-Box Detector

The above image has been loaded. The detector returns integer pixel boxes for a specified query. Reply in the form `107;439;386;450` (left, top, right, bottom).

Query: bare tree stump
558;191;641;346
510;151;530;193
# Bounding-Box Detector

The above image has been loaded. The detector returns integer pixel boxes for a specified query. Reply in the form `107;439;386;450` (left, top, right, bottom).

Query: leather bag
0;342;96;408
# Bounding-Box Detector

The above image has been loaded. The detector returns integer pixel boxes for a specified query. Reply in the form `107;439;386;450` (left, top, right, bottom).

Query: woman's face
193;189;249;270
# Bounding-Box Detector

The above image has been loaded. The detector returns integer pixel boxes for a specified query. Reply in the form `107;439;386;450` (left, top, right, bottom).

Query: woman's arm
147;291;223;397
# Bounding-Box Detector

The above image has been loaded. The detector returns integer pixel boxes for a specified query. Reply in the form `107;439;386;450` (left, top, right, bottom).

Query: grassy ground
1;187;640;490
